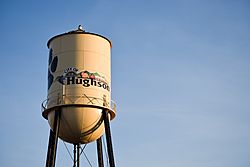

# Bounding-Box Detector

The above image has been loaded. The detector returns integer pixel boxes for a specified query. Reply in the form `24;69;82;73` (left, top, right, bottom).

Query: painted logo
48;49;58;90
56;67;110;91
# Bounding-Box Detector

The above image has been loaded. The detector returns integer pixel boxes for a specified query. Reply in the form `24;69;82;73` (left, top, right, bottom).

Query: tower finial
78;25;84;31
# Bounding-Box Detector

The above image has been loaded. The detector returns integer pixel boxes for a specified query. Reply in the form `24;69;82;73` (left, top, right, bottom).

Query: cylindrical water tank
42;27;116;144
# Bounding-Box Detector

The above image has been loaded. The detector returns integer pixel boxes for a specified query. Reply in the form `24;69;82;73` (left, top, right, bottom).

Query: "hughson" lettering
65;77;110;91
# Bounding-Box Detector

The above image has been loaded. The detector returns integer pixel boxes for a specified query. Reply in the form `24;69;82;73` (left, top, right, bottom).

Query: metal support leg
45;109;61;167
97;137;104;167
73;143;80;167
77;144;81;167
102;110;115;167
73;144;77;167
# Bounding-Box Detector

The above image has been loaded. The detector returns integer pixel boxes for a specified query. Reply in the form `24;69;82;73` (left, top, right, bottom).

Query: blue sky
1;0;250;166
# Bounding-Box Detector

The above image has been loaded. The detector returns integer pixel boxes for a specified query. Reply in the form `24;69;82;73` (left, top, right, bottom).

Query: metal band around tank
42;103;116;120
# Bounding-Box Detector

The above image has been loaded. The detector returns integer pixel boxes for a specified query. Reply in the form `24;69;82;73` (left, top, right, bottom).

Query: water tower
42;25;116;167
